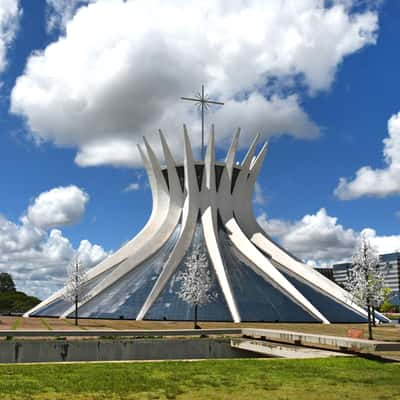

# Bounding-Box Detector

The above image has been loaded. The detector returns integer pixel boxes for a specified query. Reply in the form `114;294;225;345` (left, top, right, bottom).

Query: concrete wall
0;338;259;363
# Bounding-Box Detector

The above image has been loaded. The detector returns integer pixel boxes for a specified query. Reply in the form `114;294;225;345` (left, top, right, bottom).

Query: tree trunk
75;294;78;326
194;304;199;329
367;303;373;340
372;306;376;327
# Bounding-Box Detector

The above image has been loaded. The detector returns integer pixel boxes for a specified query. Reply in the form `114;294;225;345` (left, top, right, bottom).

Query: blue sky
1;0;400;299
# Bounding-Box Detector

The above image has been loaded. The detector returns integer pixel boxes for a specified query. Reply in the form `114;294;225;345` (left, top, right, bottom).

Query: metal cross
181;84;224;158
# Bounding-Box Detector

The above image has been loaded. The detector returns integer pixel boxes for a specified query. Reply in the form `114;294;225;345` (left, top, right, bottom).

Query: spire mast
181;84;224;159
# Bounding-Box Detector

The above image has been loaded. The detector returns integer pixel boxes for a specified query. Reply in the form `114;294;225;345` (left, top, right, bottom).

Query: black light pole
75;261;78;326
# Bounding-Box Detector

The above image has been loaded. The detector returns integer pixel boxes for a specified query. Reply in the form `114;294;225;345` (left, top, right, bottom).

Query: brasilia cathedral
26;128;378;323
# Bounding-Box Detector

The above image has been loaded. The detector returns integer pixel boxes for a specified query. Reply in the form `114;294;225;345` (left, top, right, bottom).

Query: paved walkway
231;338;353;359
241;328;400;352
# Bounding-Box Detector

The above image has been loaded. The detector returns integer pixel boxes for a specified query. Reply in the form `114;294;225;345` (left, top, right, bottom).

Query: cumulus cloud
27;185;89;229
257;208;400;266
257;212;292;239
123;182;140;192
214;94;319;142
11;0;377;167
46;0;92;33
0;214;44;253
335;112;400;199
75;239;109;270
0;187;108;299
362;228;400;254
0;225;109;299
253;182;265;206
0;0;20;73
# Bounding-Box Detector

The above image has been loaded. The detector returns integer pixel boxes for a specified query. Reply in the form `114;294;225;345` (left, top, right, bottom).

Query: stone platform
0;327;398;363
241;328;400;352
231;338;352;359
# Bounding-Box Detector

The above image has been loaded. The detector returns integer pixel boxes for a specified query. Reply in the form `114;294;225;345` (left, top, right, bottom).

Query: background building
332;252;400;305
314;268;334;281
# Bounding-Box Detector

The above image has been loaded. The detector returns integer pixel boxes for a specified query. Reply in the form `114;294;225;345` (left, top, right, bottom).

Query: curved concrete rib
23;286;64;317
251;233;370;319
225;128;240;181
136;126;199;320
24;144;164;317
60;137;184;318
239;133;260;176
204;125;216;193
223;216;330;323
201;129;241;322
159;129;181;199
234;143;370;320
85;141;169;279
216;136;329;323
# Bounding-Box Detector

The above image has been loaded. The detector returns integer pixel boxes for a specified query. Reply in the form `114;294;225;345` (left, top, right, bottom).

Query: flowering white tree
345;235;387;340
177;245;216;328
63;259;88;326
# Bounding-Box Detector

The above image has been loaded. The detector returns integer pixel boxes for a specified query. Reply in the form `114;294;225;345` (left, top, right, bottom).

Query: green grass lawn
0;358;399;400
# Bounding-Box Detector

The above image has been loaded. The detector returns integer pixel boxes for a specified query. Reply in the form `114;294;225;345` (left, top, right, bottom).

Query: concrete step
241;328;400;352
231;338;353;359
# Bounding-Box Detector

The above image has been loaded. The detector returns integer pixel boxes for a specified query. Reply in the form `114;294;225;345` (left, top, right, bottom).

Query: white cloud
46;0;95;33
0;0;20;73
27;185;89;229
253;182;265;206
0;225;109;299
257;208;400;266
0;214;44;253
11;0;377;167
76;239;109;269
257;212;292;239
335;112;400;199
0;187;109;299
124;182;140;192
46;0;84;32
213;93;319;143
362;228;400;255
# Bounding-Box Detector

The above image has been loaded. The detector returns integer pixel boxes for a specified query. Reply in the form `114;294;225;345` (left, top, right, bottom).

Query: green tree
379;288;394;313
0;291;40;314
0;272;16;293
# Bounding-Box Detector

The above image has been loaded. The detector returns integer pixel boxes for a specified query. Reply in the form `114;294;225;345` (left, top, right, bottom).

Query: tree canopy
0;272;40;314
345;235;388;339
0;272;16;293
0;291;40;314
177;245;216;307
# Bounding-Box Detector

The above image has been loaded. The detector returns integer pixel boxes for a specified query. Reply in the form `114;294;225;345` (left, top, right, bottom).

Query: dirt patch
0;317;17;330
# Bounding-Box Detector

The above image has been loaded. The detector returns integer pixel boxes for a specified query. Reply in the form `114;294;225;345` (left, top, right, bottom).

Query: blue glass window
219;228;318;322
273;263;367;323
74;225;181;319
145;224;232;321
30;260;124;317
